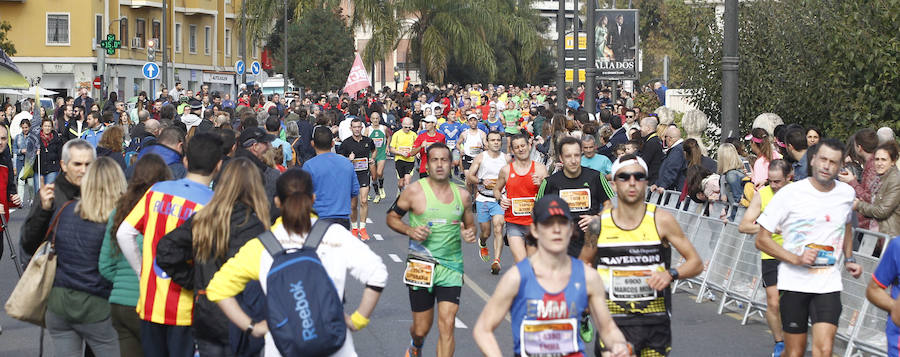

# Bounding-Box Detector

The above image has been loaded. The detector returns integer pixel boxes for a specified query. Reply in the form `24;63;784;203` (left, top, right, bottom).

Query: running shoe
373;195;382;203
479;239;490;263
379;188;386;199
359;228;370;241
405;345;421;357
491;258;501;275
772;341;784;357
579;313;594;343
352;228;359;238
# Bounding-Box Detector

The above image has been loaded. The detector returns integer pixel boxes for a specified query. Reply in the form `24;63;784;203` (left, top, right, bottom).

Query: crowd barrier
643;189;893;357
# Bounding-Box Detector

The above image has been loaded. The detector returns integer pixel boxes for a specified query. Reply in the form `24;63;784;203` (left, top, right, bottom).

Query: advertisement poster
595;9;639;79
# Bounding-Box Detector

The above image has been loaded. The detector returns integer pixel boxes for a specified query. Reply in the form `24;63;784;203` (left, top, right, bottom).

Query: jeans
197;338;235;357
722;170;746;221
140;320;195;357
15;159;32;207
45;310;120;357
110;304;143;357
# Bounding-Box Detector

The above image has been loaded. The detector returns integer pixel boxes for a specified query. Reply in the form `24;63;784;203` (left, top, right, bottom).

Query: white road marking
373;234;384;241
388;254;402;263
366;218;373;224
455;317;467;329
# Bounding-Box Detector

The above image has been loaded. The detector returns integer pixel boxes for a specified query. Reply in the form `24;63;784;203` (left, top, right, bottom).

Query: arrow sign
142;62;160;79
235;60;245;75
250;61;261;75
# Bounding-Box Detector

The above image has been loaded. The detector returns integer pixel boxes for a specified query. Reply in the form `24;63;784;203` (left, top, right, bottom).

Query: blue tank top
511;257;588;356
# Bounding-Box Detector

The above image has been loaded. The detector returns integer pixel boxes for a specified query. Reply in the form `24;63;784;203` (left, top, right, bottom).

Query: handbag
4;200;73;327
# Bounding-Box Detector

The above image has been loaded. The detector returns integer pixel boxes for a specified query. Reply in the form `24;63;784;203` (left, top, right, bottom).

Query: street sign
100;34;121;55
235;60;245;75
142;62;160;79
250;61;261;75
93;77;102;89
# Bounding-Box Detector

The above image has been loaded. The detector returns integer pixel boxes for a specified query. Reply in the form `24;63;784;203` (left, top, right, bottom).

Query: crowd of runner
3;80;900;357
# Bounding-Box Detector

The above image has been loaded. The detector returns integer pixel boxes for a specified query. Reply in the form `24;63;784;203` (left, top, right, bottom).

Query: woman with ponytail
205;168;389;357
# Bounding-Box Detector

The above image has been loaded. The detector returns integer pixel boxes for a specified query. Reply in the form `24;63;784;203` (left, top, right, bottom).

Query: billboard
594;9;639;79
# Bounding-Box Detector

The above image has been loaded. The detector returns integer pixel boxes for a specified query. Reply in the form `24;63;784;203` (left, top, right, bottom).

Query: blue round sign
142;62;159;79
235;60;245;75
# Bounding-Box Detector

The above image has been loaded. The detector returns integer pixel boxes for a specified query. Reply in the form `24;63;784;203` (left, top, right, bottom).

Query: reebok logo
290;280;318;341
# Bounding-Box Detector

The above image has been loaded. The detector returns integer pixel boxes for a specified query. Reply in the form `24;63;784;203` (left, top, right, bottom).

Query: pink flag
343;53;371;97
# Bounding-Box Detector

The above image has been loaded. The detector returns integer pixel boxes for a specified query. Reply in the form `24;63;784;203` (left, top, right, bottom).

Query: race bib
403;259;435;288
609;267;657;301
511;197;535;216
470;147;483;155
447;140;457;148
373;137;384;148
520;318;579;356
559;188;591;212
399;146;412;156
352;158;369;171
806;244;836;268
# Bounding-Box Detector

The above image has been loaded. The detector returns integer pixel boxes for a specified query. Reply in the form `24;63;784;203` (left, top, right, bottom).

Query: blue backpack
257;220;347;356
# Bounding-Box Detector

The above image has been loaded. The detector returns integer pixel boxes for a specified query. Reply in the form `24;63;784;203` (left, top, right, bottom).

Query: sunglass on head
615;172;648;182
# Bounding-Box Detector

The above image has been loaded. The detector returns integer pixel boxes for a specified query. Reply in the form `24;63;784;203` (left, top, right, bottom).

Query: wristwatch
246;320;257;334
668;268;679;280
844;256;857;264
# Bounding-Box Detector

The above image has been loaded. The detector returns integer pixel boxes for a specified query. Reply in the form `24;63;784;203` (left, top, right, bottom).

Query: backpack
257;220;346;356
288;137;301;167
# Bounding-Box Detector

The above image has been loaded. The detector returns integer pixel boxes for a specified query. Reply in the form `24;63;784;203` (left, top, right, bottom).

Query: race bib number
470;147;483;155
399;146;411;156
511;197;535;216
806;244;836;268
403;259;435;288
352;158;369;171
609;267;657;301
373;137;384;148
447;140;457;148
558;188;591;212
520;318;579;356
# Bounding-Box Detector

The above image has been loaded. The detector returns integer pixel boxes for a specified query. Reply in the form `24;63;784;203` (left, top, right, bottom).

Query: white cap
423;115;437;123
610;156;649;176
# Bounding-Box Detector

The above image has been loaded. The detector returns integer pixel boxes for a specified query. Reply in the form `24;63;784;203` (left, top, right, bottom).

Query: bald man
639;117;665;183
650;125;685;193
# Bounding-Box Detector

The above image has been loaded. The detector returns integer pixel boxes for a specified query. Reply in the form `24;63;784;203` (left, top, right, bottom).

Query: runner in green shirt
366;112;391;202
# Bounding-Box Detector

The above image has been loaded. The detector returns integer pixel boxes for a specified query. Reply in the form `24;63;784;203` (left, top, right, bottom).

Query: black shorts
408;286;462;312
462;155;475;171
396;161;414;177
761;259;779;288
779;291;841;333
356;171;370;188
597;323;671;356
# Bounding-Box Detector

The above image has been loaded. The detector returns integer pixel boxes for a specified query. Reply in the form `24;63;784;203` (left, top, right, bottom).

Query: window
95;15;103;46
135;19;146;48
47;13;70;45
120;17;129;48
225;29;231;57
204;26;210;55
152;20;160;41
174;23;182;52
189;25;197;53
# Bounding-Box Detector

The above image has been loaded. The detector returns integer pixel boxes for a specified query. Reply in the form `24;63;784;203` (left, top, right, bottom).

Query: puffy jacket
137;143;186;179
52;201;113;299
857;167;900;237
21;173;80;258
98;208;142;307
156;202;266;345
37;131;63;175
96;146;126;172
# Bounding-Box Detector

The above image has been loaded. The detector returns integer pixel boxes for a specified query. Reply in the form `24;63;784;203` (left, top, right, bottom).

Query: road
0;160;777;356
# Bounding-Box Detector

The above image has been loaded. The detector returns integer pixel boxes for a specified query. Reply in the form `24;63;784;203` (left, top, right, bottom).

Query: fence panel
682;216;726;299
718;225;762;315
700;221;744;303
845;255;888;357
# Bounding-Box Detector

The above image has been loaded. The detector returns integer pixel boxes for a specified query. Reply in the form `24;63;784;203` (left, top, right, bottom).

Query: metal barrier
856;228;891;257
844;255;888;357
699;221;743;303
717;224;762;316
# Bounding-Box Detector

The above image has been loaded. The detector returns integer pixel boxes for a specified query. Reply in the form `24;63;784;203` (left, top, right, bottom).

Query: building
0;0;263;100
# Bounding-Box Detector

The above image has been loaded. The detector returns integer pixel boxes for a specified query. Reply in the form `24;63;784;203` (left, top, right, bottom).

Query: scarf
40;131;52;147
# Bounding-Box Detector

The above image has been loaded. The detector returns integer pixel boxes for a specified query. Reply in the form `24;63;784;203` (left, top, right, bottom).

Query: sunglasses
615;171;648;182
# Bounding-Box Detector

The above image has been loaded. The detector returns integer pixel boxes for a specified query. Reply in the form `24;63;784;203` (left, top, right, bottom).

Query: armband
350;311;370;330
365;284;385;293
389;197;408;217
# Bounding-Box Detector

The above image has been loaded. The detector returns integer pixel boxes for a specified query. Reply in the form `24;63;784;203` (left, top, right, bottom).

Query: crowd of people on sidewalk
2;78;900;357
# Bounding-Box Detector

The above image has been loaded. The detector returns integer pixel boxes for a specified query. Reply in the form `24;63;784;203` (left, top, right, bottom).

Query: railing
642;189;893;356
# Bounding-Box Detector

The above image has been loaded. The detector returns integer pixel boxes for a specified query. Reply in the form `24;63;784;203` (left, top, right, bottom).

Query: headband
610;156;649;176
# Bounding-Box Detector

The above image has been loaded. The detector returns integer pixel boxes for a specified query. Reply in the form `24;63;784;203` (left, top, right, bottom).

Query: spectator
855;143;900;237
748;127;781;186
45;157;125;357
807;126;823;148
684;138;717;173
639;116;664;183
724;137;752;173
784;127;810;181
13;119;32;205
35;117;65;192
135;127;186;179
651;125;685;192
266;117;292;166
0;125;20;211
73;87;95;115
581;135;612;177
97;125;127;170
81;111;105;148
102;92;118;115
877;127;895;145
717;143;750;221
99;154;172;357
10;99;33;140
840;128;880;230
234;127;280;202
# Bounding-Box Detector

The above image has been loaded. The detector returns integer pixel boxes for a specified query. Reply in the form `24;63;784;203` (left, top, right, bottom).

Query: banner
0;48;28;89
594;9;639;80
342;53;371;97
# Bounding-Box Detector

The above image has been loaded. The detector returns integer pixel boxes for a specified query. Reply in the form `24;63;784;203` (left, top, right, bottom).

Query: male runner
755;139;863;357
390;117;418;192
459;113;487;194
439;111;463;178
493;133;548;263
467;131;509;274
589;154;703;356
387;143;477;357
738;159;793;357
367;112;391;202
473;195;631;357
338;118;376;240
412;115;446;179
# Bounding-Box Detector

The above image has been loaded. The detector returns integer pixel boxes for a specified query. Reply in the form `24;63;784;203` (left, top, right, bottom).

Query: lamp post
556;0;566;111
721;0;739;140
585;0;597;114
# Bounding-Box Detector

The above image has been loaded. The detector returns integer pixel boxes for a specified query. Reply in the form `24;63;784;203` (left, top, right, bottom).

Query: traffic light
147;39;156;61
394;66;400;82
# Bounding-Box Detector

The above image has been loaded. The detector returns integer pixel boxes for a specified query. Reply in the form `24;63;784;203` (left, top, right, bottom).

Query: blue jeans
722;170;745;221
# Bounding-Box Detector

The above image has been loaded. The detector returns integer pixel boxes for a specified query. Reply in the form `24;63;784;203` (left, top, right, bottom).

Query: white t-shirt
757;178;854;294
338;117;355;142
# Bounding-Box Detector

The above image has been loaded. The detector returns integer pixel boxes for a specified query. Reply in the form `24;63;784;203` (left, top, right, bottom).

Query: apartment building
0;0;262;99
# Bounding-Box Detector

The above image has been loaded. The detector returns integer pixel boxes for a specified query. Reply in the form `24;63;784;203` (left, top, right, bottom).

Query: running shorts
396;161;415;177
356;171;371;188
779;291;841;333
761;259;779;288
597;323;672;357
408;286;462;312
462;155;475;171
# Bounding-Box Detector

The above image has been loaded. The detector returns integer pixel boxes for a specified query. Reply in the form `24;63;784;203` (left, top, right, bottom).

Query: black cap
189;99;203;110
238;127;276;147
532;194;573;223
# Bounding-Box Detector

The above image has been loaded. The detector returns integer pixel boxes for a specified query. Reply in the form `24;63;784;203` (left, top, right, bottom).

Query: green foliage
0;21;15;56
273;8;355;92
633;91;660;114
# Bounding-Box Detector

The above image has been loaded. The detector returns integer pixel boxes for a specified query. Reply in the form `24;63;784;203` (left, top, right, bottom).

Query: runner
485;110;504;135
755;139;863;357
439;111;463;179
466;131;509;274
411;115;446;179
501;100;521;149
459;113;487;195
338;118;376;241
386;143;477;357
738;159;793;357
588;154;703;357
473;195;632;357
367;111;391;203
493;133;548;263
390;117;418;192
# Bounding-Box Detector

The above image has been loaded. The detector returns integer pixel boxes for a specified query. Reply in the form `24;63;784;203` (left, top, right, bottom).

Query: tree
0;21;15;56
275;8;355;92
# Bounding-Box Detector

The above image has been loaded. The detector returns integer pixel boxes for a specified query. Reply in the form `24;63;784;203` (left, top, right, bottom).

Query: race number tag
399;146;412;157
352;158;369;171
520;318;579;356
373;137;384;148
511;197;535;216
447;140;457;148
403;259;435;288
609;267;657;301
470;147;483;155
806;244;836;268
558;188;591;212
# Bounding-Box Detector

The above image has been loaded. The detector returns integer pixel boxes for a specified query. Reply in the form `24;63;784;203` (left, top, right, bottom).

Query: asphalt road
0;159;777;356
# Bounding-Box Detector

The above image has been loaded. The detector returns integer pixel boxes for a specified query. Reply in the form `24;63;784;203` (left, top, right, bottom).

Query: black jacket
96;146;126;171
20;174;80;258
640;134;665;184
233;148;279;203
37;131;64;175
156;202;266;344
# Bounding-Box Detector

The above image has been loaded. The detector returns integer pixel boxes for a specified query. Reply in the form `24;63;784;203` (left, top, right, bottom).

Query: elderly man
639;116;664;183
650;125;685;193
